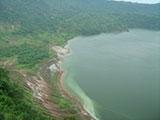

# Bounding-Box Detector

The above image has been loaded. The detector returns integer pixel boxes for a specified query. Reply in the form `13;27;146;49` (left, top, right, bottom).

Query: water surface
61;29;160;120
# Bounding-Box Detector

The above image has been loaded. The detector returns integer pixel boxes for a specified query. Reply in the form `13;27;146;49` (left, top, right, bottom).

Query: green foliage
1;1;159;119
0;0;160;37
0;67;55;120
63;115;76;120
54;95;69;109
51;93;71;109
0;0;159;68
0;44;50;68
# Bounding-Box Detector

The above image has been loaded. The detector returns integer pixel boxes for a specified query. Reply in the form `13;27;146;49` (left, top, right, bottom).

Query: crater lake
61;29;160;120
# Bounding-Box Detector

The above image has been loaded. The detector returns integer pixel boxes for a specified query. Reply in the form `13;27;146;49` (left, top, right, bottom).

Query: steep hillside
0;0;160;35
0;0;160;120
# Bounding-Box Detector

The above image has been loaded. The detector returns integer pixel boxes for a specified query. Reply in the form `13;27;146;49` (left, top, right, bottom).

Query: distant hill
0;0;160;35
0;1;160;120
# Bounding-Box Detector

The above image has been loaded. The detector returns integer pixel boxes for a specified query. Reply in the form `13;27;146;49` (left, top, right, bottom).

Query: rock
49;64;58;74
52;46;70;59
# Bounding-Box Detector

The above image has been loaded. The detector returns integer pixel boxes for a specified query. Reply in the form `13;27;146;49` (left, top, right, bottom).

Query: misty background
115;0;160;4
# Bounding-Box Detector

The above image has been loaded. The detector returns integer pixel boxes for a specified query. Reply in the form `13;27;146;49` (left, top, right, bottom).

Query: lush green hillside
0;0;159;60
0;67;56;120
0;0;160;120
0;0;160;36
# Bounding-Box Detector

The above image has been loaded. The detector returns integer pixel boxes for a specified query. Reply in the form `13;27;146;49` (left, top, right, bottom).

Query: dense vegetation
0;67;56;120
0;0;160;119
0;44;50;68
0;0;160;37
0;0;160;34
0;0;160;67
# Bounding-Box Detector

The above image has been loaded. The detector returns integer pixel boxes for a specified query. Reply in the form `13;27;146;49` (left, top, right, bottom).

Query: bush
0;67;54;120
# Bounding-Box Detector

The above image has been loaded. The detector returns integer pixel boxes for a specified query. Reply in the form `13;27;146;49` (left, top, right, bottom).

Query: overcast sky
114;0;160;4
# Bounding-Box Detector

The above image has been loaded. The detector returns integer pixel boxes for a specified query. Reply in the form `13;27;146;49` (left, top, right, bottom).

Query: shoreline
57;70;95;120
53;38;96;120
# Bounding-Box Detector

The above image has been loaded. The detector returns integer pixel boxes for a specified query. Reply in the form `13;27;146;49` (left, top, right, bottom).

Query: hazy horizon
114;0;160;4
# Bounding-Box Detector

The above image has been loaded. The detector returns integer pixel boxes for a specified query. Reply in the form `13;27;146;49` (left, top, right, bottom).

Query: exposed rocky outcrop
52;46;70;60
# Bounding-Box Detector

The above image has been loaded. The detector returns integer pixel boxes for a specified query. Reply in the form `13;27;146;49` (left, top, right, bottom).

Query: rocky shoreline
1;39;97;119
51;45;96;120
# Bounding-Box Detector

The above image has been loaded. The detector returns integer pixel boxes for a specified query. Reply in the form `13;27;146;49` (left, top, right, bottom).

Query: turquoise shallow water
61;29;160;120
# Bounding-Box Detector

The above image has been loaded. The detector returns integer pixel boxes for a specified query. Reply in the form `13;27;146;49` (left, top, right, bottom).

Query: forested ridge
0;0;160;120
0;0;160;35
0;0;159;66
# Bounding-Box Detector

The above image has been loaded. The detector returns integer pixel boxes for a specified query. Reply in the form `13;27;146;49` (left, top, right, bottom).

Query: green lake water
61;29;160;120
